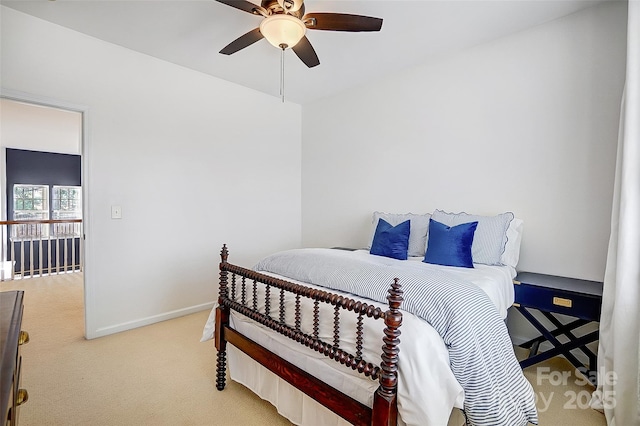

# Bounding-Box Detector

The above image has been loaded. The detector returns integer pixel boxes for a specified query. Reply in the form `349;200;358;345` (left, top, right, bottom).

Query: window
13;184;50;238
13;184;49;221
11;184;83;238
52;186;82;236
52;186;82;220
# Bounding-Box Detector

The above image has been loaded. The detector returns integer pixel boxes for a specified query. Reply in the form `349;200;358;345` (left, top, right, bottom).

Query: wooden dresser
1;291;28;426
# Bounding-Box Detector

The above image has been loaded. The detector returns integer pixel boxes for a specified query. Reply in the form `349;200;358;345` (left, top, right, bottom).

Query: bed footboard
214;245;403;426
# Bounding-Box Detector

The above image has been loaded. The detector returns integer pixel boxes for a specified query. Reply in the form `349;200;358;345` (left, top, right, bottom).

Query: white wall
1;98;82;155
1;7;302;338
301;2;627;283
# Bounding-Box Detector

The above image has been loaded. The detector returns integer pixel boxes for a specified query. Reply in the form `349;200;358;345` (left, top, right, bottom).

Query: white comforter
202;249;534;426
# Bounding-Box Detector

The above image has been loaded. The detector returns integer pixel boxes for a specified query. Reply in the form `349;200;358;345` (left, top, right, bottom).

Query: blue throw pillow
423;219;478;268
370;219;411;260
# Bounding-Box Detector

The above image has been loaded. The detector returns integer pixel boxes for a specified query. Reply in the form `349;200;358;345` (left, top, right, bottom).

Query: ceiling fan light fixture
259;14;306;49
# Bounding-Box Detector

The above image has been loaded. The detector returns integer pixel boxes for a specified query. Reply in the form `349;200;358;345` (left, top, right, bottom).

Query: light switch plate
111;205;122;219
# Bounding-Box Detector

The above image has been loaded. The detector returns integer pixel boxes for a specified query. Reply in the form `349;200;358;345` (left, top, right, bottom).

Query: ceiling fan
216;0;383;68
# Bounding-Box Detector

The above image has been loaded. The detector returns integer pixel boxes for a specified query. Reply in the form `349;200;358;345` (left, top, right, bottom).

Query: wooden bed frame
214;245;404;426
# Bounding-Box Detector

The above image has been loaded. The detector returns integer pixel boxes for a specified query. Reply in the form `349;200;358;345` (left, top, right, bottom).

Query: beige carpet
518;350;606;426
1;274;606;425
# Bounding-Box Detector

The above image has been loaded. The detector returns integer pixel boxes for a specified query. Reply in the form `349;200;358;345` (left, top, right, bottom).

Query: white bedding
202;249;522;426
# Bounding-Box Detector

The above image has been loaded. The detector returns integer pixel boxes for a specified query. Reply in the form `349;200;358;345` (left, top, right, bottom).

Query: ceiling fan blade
215;0;262;15
219;28;264;55
303;13;382;32
292;36;320;68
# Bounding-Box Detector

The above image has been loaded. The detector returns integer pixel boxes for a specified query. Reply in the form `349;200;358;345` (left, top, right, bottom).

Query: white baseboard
86;301;215;339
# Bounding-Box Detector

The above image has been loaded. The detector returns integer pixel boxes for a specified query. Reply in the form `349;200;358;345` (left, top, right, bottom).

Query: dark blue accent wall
5;148;82;275
5;148;81;220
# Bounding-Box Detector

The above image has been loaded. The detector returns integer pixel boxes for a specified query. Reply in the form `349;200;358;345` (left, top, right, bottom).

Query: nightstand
512;272;603;386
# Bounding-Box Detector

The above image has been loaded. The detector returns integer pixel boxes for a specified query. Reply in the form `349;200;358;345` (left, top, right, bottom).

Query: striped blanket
254;248;538;426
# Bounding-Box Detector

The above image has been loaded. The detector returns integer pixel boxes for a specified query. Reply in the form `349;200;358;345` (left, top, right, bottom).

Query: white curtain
590;1;640;425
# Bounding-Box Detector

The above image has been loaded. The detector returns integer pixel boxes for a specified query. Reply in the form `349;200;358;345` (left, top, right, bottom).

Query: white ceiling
2;0;605;105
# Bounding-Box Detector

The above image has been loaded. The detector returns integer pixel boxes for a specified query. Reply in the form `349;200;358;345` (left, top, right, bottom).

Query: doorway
0;93;88;337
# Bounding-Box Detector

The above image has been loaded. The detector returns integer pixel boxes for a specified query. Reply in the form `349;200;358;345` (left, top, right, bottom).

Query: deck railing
0;219;83;281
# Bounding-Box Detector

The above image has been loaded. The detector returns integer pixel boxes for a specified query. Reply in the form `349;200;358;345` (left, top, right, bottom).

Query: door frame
1;88;91;338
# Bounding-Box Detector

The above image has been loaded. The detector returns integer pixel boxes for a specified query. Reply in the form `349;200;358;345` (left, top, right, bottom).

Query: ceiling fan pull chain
280;45;286;103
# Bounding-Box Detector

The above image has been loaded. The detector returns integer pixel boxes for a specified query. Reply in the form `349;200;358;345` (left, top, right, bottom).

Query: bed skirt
228;344;466;426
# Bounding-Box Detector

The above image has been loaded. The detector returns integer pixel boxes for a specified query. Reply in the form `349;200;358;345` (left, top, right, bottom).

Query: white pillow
501;218;523;269
431;210;514;265
370;212;431;258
